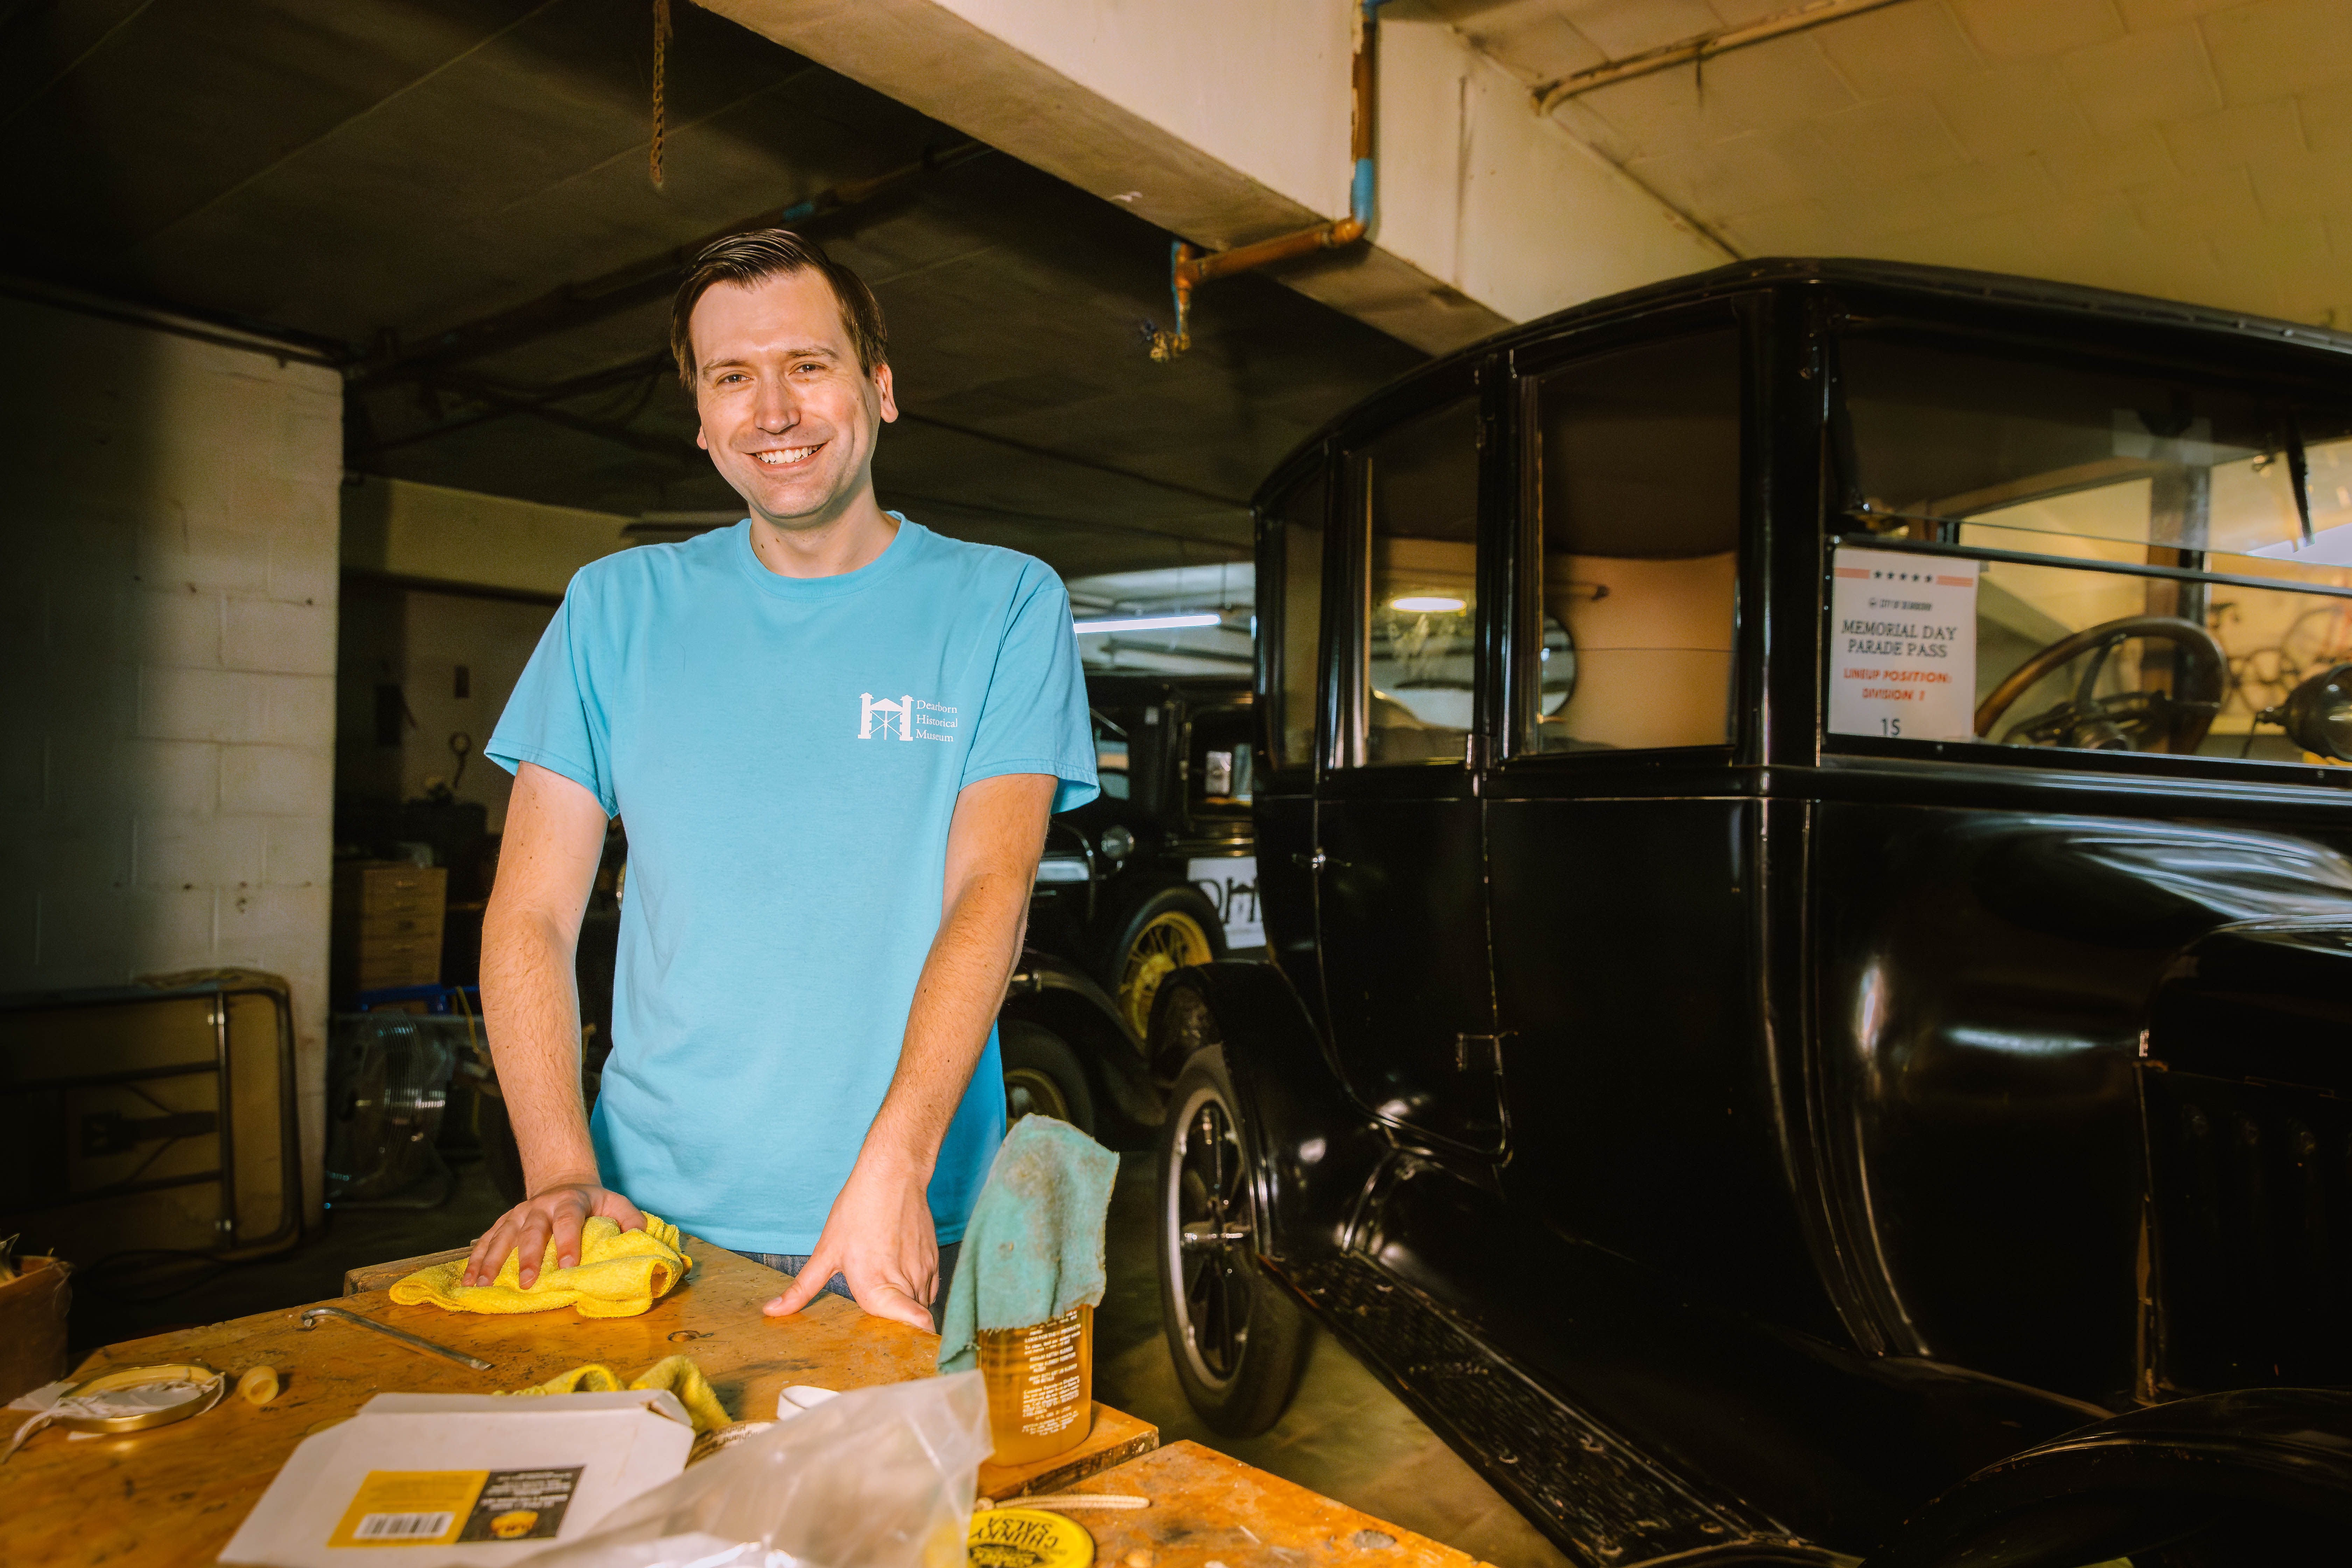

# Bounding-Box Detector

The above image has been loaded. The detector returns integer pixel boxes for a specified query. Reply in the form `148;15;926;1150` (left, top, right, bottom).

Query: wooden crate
0;1255;71;1405
331;861;447;1001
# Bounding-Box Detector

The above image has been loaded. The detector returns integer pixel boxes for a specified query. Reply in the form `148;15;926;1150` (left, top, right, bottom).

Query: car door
1482;315;1825;1314
1312;369;1504;1153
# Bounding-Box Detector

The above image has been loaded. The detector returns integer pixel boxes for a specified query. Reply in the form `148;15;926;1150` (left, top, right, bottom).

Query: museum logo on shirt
858;692;959;742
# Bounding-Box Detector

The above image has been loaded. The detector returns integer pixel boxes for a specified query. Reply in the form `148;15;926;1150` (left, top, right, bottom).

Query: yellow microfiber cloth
390;1213;691;1319
497;1355;732;1433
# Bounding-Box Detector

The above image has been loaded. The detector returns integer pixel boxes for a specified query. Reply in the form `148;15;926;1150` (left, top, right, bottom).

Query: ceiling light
1072;613;1223;635
1391;595;1465;613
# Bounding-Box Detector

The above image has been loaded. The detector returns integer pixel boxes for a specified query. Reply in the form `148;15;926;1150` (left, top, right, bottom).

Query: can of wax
975;1303;1094;1465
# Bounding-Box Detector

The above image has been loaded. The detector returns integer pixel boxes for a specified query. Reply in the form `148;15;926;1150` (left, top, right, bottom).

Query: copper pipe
1151;1;1383;362
1180;217;1365;288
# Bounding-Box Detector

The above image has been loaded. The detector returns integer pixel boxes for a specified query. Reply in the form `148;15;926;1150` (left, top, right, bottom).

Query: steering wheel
1974;614;2225;754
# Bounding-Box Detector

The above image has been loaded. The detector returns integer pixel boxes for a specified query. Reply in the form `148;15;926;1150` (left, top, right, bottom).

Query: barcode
353;1511;454;1540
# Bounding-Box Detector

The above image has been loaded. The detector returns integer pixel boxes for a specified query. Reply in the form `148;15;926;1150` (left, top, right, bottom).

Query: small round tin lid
968;1507;1097;1568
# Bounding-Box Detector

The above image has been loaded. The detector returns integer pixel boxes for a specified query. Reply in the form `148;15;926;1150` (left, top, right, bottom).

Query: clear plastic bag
520;1372;990;1568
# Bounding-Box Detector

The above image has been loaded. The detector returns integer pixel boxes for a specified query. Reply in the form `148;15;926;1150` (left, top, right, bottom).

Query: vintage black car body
1153;259;2352;1567
1028;673;1261;1041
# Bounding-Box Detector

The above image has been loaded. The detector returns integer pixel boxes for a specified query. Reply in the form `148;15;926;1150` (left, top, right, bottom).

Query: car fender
1155;960;1391;1266
1001;950;1161;1148
1862;1388;2352;1567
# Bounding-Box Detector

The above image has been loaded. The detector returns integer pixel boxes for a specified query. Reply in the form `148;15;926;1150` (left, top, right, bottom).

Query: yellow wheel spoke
1118;910;1213;1039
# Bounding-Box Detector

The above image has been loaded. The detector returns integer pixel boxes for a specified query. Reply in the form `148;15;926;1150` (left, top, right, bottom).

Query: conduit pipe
1532;0;1917;113
1149;0;1385;363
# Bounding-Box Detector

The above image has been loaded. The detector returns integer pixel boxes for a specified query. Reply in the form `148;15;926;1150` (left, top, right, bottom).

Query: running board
1284;1254;1833;1568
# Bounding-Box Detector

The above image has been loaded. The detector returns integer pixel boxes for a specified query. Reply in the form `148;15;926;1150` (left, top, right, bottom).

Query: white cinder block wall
1;292;343;1231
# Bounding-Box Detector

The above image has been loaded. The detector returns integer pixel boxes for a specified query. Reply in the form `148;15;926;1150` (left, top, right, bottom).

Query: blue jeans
744;1241;960;1323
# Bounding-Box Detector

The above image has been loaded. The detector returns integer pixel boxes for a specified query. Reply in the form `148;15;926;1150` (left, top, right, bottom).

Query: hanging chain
650;0;672;190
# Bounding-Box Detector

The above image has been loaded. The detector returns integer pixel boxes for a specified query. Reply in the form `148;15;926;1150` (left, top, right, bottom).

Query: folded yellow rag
498;1355;732;1433
390;1214;691;1319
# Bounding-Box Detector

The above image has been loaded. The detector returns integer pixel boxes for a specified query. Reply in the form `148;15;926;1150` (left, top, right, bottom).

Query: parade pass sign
1828;547;1979;741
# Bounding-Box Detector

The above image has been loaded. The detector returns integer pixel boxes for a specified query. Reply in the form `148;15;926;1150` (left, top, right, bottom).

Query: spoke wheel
1172;1093;1254;1384
1156;1046;1307;1435
1119;909;1213;1040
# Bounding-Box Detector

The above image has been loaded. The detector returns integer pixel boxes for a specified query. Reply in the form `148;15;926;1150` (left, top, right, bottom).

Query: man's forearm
861;867;1033;1176
481;904;597;1192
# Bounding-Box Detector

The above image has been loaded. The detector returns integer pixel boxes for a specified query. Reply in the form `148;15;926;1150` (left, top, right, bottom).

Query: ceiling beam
878;489;1246;551
358;354;1255;514
1534;0;1918;112
355;352;675;457
892;410;1249;509
349;140;988;390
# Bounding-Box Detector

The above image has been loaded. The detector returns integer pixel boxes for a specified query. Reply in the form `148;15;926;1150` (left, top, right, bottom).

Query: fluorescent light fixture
1391;595;1465;613
1072;613;1223;635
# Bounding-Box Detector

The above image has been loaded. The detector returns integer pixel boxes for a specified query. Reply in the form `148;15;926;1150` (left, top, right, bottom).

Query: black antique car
1026;673;1261;1042
1152;259;2352;1567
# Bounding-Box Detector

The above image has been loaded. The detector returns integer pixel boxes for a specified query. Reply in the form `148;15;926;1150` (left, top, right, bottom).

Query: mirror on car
2270;664;2352;761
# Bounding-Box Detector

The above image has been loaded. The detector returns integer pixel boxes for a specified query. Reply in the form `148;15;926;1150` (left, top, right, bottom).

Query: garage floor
66;1152;1570;1568
1092;1153;1575;1568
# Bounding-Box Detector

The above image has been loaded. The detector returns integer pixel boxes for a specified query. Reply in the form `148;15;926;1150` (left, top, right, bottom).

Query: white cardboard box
219;1390;694;1567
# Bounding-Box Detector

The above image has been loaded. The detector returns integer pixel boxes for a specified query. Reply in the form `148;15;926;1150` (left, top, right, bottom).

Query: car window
1187;706;1255;814
1527;330;1742;754
1092;709;1130;800
1265;471;1326;772
1352;397;1480;766
1837;333;2352;766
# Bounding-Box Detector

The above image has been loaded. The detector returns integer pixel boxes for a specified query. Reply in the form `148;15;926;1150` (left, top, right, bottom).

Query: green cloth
936;1115;1119;1374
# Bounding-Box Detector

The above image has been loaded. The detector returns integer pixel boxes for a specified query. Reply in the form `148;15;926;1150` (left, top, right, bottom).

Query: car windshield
1833;331;2352;767
1187;706;1255;815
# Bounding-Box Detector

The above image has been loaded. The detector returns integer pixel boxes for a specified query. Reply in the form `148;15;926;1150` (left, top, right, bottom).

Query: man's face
691;270;897;527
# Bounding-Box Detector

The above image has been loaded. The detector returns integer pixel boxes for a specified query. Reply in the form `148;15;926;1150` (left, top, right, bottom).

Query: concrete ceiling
1433;0;2352;330
0;0;1424;578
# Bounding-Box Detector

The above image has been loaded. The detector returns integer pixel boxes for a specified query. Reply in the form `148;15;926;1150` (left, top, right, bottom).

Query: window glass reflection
1359;398;1479;765
1530;330;1741;753
1840;334;2352;764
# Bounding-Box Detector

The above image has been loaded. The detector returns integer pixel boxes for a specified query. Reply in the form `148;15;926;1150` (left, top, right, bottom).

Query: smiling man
463;229;1097;1329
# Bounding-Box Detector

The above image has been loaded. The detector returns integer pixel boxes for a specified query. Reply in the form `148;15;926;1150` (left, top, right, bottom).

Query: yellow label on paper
326;1467;586;1548
968;1508;1096;1568
328;1470;487;1548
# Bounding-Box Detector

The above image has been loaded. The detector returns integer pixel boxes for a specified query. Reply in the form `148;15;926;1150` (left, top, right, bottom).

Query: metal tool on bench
298;1304;492;1370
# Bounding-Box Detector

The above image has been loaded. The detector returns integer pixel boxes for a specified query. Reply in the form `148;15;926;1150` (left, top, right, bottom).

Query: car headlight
1099;825;1135;862
1035;856;1091;884
2277;664;2352;761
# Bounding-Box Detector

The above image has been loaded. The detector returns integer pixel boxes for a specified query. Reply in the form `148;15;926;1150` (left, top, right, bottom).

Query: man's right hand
462;1182;646;1288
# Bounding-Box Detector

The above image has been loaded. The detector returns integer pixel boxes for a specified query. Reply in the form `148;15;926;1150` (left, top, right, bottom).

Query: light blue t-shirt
486;518;1098;1253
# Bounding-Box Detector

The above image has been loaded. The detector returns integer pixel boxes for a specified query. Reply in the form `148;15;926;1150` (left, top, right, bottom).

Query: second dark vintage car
1027;674;1262;1038
1153;258;2352;1567
1001;675;1260;1144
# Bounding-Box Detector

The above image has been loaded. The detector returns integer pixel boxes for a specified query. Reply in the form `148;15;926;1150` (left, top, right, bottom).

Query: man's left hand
764;1156;938;1330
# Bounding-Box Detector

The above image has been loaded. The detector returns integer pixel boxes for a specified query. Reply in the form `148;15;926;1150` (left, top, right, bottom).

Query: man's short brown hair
669;229;888;390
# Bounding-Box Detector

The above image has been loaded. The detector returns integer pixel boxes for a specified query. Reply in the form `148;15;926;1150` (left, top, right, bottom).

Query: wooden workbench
6;1239;1154;1566
1035;1441;1500;1568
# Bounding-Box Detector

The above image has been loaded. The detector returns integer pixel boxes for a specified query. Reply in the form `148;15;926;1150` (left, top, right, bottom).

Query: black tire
1100;884;1226;1042
1001;1019;1098;1139
1156;1045;1308;1436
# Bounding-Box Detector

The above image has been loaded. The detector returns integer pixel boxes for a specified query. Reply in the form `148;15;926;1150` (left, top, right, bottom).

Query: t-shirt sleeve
484;583;617;816
961;564;1099;813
